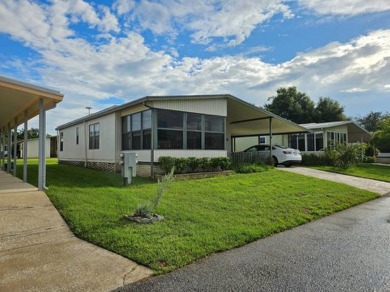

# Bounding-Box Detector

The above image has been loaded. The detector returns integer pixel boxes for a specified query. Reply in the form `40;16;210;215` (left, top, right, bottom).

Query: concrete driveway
119;169;390;292
278;167;390;195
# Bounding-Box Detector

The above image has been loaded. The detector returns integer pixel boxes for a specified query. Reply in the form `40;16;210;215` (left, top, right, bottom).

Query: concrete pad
0;170;153;291
278;167;390;195
1;237;151;292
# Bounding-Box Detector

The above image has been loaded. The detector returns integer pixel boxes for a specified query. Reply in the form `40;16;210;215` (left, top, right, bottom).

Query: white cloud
1;1;390;132
298;0;390;16
129;0;293;46
112;0;135;15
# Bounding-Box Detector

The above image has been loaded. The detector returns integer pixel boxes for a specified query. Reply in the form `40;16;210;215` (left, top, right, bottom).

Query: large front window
157;110;183;149
156;109;225;150
89;123;100;149
122;110;152;150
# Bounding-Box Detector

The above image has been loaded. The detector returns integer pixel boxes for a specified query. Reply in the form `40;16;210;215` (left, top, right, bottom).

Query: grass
313;164;390;183
17;159;378;273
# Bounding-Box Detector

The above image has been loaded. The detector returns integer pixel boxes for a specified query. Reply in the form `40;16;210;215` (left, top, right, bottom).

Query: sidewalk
277;167;390;195
0;171;152;291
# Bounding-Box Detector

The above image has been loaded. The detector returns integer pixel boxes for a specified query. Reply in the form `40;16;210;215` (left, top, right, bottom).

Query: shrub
325;144;363;169
159;156;231;174
133;167;175;218
301;153;331;166
187;157;199;172
198;157;211;171
174;158;187;173
158;156;175;174
217;157;232;170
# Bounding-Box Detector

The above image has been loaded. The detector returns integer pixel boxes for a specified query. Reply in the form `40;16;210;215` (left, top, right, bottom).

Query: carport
0;75;63;190
226;96;309;151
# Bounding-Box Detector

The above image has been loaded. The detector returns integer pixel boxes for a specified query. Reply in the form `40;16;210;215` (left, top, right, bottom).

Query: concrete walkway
278;167;390;195
0;171;152;291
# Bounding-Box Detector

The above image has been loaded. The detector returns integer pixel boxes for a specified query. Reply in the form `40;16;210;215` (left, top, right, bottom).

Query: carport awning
0;75;63;129
227;97;309;137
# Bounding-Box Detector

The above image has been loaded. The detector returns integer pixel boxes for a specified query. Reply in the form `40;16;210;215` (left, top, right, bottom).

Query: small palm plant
132;167;175;221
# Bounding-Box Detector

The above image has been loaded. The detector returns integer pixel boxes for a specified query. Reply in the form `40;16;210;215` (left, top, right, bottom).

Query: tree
371;116;390;152
17;128;40;141
265;87;347;123
265;87;316;123
354;111;389;132
315;97;346;122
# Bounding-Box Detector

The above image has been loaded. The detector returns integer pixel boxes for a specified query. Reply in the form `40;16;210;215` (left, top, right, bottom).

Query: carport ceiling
0;76;63;129
227;97;309;136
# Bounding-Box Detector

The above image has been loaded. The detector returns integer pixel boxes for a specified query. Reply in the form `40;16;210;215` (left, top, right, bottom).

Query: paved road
118;194;390;292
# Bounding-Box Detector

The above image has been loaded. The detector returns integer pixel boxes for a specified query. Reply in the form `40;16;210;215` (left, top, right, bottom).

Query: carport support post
13;119;17;176
38;98;46;190
269;117;273;164
23;111;28;182
0;128;3;170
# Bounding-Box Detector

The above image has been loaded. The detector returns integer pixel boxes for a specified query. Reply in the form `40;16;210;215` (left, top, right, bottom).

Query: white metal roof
300;120;371;142
56;94;309;135
0;75;63;129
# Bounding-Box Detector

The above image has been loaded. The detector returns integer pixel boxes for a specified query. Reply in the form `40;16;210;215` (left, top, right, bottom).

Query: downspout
84;121;88;167
143;102;155;178
269;117;273;164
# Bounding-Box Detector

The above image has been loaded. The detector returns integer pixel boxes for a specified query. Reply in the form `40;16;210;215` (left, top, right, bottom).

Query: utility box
120;152;137;185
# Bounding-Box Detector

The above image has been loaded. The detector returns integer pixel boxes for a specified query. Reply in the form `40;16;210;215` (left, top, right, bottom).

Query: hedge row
158;156;232;174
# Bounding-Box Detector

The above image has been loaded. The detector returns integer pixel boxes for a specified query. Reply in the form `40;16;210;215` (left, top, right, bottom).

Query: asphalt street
118;194;390;292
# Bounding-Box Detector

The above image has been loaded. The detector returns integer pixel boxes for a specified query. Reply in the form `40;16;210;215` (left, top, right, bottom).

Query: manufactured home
56;94;308;176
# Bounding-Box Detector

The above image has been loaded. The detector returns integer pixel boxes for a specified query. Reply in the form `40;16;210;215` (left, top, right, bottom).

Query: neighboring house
56;94;308;176
235;120;371;153
288;121;371;153
19;137;58;158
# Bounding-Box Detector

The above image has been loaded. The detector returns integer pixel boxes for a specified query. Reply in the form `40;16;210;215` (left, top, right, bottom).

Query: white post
0;128;3;170
7;124;11;173
38;98;46;190
23;111;28;182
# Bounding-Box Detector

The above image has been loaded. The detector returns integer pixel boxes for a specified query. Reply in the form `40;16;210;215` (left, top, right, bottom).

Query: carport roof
0;75;64;129
225;95;309;136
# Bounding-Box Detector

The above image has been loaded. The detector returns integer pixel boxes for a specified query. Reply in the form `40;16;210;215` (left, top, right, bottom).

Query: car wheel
272;156;278;167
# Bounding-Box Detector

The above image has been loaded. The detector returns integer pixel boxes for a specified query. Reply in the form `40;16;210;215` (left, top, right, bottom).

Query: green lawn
313;164;390;183
17;159;378;273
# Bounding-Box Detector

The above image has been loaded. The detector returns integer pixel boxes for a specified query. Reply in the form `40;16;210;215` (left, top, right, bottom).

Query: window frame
89;123;100;150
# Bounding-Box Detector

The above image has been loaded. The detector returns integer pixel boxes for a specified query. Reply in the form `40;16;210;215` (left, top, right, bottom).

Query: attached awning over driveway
0;75;63;190
226;96;309;137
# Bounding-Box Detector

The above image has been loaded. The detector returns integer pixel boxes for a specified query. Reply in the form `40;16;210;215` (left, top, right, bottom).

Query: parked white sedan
243;144;302;167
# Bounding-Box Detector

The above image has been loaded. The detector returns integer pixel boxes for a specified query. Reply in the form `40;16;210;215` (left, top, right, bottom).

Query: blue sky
0;0;389;134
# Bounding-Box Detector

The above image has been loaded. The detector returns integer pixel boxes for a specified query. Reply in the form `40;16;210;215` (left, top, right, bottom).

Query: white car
243;144;302;167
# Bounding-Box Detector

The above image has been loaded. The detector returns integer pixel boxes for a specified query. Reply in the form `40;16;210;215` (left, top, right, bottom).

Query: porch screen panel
187;113;201;149
307;133;315;151
205;115;224;150
157;110;183;149
315;133;323;151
